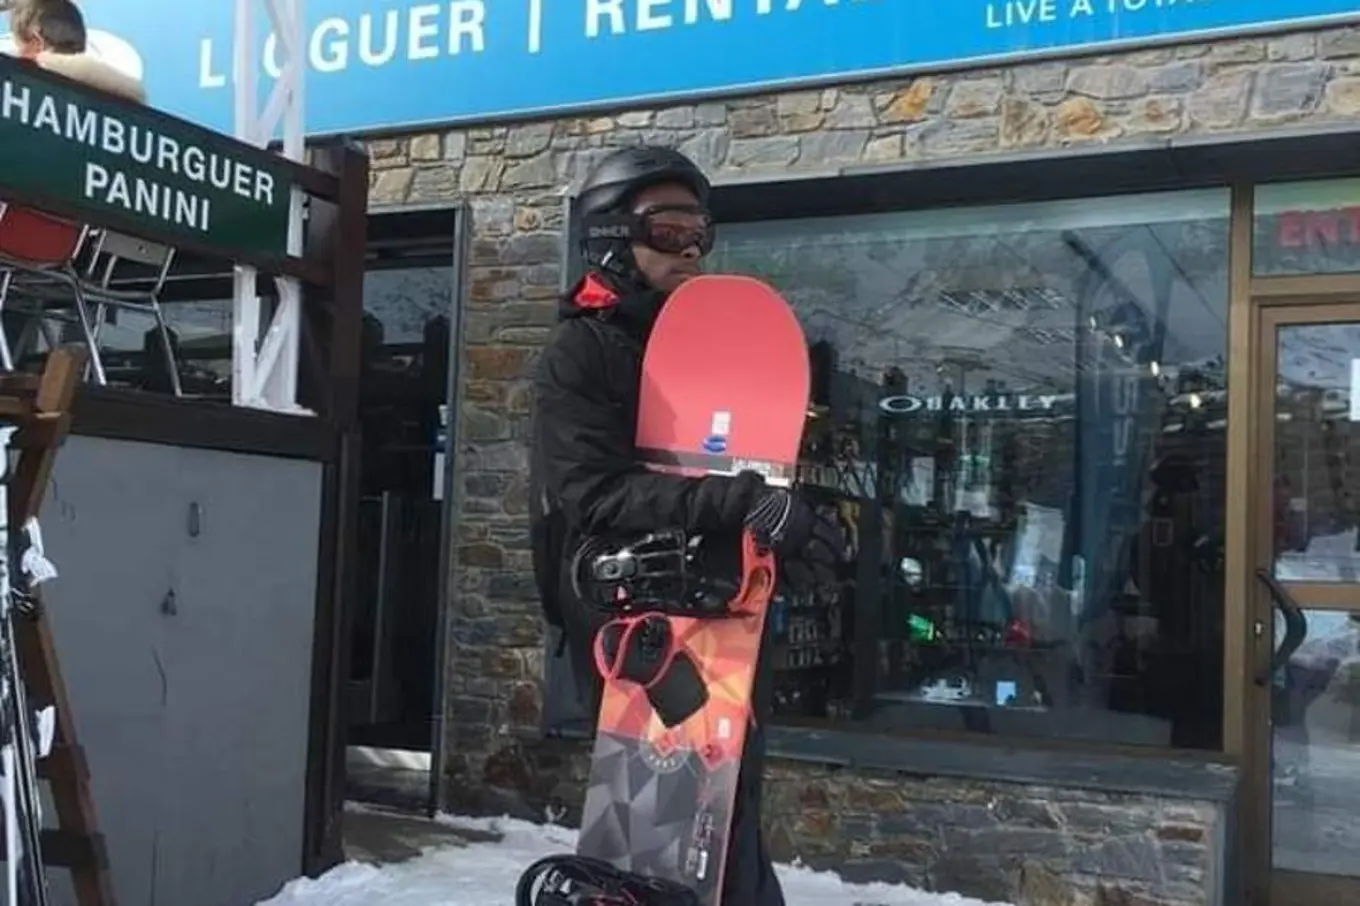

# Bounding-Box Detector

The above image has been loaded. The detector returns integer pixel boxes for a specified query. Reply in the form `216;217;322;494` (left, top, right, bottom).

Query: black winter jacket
529;274;762;698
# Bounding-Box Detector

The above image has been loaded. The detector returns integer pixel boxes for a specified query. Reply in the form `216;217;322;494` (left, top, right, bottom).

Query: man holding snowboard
528;146;845;906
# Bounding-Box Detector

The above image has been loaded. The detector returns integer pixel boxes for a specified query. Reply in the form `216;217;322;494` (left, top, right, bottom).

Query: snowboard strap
593;614;710;729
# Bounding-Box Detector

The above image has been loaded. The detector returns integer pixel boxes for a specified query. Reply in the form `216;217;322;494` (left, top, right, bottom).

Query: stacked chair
0;201;183;395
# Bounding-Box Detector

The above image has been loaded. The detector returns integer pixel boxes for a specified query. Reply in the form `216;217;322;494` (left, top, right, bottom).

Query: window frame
541;127;1360;775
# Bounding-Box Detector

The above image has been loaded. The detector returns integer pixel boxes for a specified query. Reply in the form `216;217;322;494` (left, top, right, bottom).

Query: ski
0;422;50;906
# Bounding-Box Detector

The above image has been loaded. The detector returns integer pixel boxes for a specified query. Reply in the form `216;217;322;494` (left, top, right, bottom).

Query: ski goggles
637;204;715;255
585;205;716;256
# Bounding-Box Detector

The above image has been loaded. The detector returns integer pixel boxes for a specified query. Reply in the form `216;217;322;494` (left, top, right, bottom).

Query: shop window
349;261;456;750
90;298;235;396
708;188;1231;750
1255;178;1360;277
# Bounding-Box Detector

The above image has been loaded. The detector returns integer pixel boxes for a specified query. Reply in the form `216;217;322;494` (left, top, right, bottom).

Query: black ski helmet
574;145;711;287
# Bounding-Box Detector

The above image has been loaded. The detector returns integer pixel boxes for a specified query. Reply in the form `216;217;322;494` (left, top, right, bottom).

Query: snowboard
575;275;810;906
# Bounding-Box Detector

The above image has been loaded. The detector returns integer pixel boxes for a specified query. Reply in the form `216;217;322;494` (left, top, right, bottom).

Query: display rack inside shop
782;354;1080;727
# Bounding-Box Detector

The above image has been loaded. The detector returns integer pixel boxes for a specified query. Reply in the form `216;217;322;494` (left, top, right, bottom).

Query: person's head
574;145;714;294
9;0;86;57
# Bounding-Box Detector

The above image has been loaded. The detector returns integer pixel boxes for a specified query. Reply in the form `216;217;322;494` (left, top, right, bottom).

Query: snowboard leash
516;855;699;906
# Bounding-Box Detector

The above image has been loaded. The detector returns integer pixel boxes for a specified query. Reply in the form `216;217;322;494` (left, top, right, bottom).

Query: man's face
629;182;711;294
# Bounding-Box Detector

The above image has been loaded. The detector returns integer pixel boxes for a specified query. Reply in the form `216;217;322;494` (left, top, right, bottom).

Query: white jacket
34;50;145;104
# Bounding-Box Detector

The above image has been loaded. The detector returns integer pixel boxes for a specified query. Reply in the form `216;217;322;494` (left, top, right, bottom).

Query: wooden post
299;140;369;878
0;345;116;906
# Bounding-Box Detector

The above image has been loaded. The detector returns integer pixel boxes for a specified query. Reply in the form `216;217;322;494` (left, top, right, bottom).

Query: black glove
743;486;847;592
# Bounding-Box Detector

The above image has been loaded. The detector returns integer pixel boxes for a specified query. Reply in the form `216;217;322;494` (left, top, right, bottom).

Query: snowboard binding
593;612;709;729
585;530;776;729
570;530;739;619
516;855;699;906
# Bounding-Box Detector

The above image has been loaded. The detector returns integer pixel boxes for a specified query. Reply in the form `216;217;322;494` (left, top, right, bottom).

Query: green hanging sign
0;55;290;259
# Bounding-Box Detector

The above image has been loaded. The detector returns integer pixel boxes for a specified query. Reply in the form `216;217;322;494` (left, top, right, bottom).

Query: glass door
1250;302;1360;905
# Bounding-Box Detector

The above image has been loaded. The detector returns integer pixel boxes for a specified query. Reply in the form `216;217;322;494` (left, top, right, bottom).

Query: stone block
1185;71;1253;129
370;167;413;205
410;133;442;161
506;123;554;157
1069;65;1150;100
694;102;727;126
920;118;1001;155
776;91;821;118
1125;97;1183;134
1146;62;1204;93
1326;76;1360;114
503;154;557;189
677;130;730;171
466;346;534;381
1207;40;1265;64
1000;97;1050;147
1251;63;1329;120
459;156;505;192
1054;97;1108;139
457;541;505;568
879;79;937;123
1018;861;1078;906
1012;63;1068;101
930;851;1014;904
824;92;876;128
1268;34;1317;62
946;78;1004;117
729;104;779;138
1073;837;1162;882
802;130;869;164
1319;27;1360;59
727;136;800;168
444;132;468;162
655;106;695;129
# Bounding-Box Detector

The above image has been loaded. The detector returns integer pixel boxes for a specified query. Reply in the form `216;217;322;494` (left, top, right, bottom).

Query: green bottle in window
907;613;938;642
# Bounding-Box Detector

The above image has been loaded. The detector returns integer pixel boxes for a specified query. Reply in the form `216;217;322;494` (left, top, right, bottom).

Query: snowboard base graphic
576;276;810;906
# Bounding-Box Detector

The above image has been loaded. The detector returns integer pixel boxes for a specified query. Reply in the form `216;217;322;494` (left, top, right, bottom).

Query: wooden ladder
0;345;115;906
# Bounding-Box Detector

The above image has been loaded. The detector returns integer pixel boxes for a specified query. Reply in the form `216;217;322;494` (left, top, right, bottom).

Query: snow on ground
257;812;1011;906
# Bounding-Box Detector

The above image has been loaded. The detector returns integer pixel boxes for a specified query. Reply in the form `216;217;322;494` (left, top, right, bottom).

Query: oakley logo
587;224;630;239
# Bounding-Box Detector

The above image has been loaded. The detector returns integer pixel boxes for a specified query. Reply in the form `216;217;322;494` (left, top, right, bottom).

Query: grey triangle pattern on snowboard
579;728;745;905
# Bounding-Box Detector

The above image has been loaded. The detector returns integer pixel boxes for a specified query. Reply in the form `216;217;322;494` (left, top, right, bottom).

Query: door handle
1253;567;1307;687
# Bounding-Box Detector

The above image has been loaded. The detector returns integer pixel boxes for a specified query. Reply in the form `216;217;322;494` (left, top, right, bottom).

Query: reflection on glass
349;265;454;748
1272;323;1360;583
359;266;455;500
1254;179;1360;278
4;298;236;397
710;188;1230;749
1271;608;1360;877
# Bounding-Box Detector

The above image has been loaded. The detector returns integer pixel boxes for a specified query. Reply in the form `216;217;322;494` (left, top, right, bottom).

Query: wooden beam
4;345;118;906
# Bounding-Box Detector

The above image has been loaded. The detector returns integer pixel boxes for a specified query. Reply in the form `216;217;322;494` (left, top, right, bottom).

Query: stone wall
761;763;1224;906
366;24;1357;905
473;737;1228;906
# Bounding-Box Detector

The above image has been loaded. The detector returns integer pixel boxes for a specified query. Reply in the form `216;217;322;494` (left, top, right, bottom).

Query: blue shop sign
4;0;1358;137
